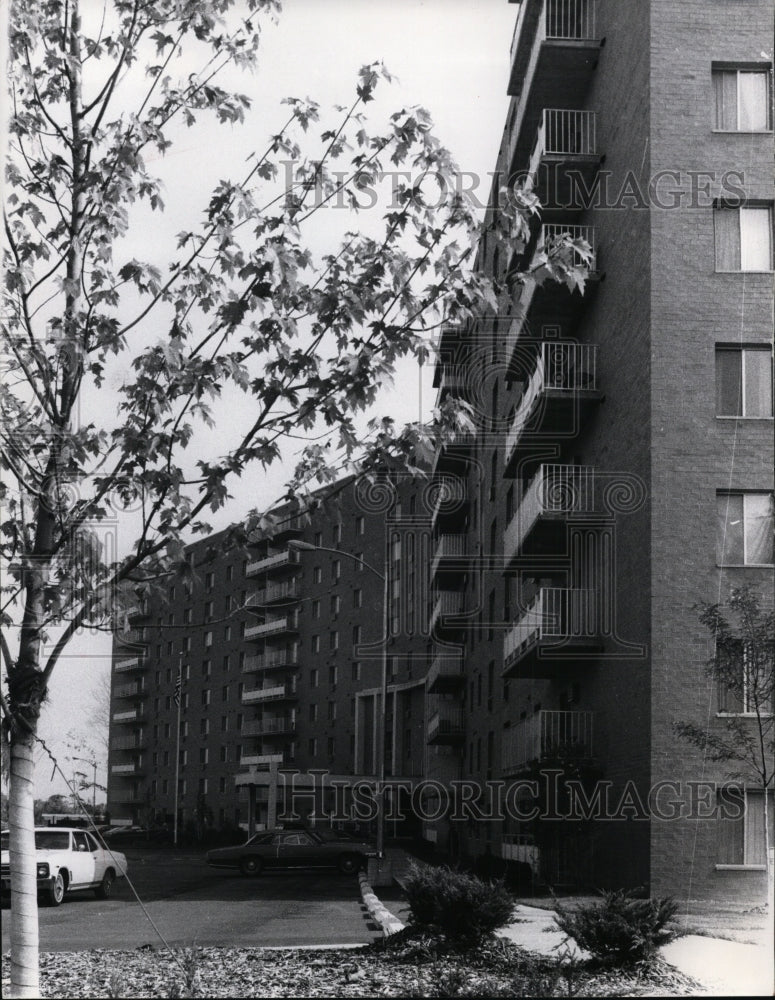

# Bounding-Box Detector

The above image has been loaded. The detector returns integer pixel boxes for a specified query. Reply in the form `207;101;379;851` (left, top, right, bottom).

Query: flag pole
173;654;182;846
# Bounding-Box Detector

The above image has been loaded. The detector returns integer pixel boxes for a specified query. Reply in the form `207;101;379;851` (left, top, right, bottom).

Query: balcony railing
245;611;300;641
110;763;143;776
242;715;296;737
251;578;301;607
240;753;284;768
246;549;300;577
114;656;146;673
504;464;595;561
511;0;598;74
426;653;465;693
540;222;597;269
502;710;594;773
503;588;597;671
111;736;146;751
242;650;299;673
242;683;297;704
430;590;467;634
112;708;144;724
505;343;598;465
427;708;465;744
430;534;468;578
113;682;147;700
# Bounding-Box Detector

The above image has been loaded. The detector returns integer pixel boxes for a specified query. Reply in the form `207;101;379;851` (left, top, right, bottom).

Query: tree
675;586;774;881
0;1;590;994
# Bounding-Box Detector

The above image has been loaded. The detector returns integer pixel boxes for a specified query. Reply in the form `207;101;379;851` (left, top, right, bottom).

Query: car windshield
35;831;71;851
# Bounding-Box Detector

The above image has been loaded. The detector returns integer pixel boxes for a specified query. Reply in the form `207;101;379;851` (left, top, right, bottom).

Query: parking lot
0;848;381;952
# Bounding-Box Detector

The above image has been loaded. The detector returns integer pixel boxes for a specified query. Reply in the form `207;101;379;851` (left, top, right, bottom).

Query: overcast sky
19;0;517;799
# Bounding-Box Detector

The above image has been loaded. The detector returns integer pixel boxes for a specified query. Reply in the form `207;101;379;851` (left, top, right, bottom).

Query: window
355;552;364;572
204;630;213;648
352;624;361;646
309;703;318;721
224;625;231;641
717;493;774;564
205;601;213;618
222;654;230;671
331;594;340;616
180;749;188;766
200;747;209;764
328;701;336;721
221;715;228;732
308;738;317;756
332;560;341;582
314;532;322;547
312;635;320;653
183;607;192;625
202;688;211;706
333;523;342;544
718;647;775;715
356;516;365;535
713;68;772;131
311;668;319;687
353;588;362;609
205;572;214;591
202;659;211;678
329;664;338;687
327;736;335;757
226;565;233;582
717;789;774;867
330;630;338;650
352;662;361;681
312;599;321;619
715;347;773;417
715;206;773;271
200;718;209;735
313;566;322;584
222;684;229;702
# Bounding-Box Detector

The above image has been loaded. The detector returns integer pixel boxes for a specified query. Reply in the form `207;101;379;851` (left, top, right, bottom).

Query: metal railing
546;0;596;40
112;708;144;724
111;736;145;751
528;109;598;188
539;223;597;269
426;654;465;689
504;464;595;559
243;650;298;672
242;683;296;703
503;588;597;667
427;708;465;741
505;343;598;462
240;753;284;767
245;611;300;640
242;715;296;736
502;710;594;772
430;590;467;633
113;682;147;700
251;578;301;606
114;656;146;673
246;549;300;576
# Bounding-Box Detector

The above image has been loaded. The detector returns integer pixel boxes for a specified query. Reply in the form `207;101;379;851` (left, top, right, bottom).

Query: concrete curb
358;871;405;938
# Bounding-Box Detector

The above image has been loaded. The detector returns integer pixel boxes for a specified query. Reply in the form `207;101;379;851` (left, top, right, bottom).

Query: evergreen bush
553;887;678;965
402;864;516;945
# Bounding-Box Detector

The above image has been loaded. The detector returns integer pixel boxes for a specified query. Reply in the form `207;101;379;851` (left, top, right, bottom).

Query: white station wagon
0;828;128;906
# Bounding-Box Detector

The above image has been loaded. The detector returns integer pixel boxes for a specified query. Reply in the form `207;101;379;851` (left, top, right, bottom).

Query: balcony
431;429;475;477
526;108;601;208
112;708;144;725
502;710;594;774
113;681;148;700
113;656;147;674
506;225;598;357
504;343;601;471
503;588;600;677
124;603;148;621
426;653;465;694
434;366;468;396
240;753;285;768
430;590;467;636
242;650;299;673
430;534;468;581
242;683;297;704
504;464;596;563
246;548;301;577
507;0;602;176
251;578;301;607
242;715;297;737
109;789;142;803
244;611;300;641
427;707;465;745
110;762;144;776
111;735;146;751
258;512;304;541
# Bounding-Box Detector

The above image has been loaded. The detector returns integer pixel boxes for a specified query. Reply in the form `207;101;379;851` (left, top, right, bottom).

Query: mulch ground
1;939;706;998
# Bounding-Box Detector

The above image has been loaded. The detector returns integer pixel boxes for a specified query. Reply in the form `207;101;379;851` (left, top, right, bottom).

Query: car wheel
46;872;65;907
240;856;263;877
95;869;115;900
338;853;360;875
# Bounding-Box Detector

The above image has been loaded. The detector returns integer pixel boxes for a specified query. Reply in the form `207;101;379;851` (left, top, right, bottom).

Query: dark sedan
206;828;378;876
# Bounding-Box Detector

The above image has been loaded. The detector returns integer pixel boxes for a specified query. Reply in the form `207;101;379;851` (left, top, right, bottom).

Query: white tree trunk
9;731;40;998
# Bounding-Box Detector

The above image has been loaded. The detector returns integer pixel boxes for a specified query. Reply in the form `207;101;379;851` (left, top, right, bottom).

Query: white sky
12;0;517;798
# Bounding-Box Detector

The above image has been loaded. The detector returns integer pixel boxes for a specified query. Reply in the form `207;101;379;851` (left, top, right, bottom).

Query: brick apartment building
109;0;774;901
423;0;773;899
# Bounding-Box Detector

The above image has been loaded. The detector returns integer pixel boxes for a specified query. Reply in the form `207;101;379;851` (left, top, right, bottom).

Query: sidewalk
497;904;774;996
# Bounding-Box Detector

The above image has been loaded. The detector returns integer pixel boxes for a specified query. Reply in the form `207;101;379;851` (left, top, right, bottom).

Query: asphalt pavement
0;849;379;952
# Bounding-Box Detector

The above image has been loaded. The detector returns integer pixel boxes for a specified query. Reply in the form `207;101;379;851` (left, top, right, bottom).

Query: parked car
0;828;128;906
206;827;378;876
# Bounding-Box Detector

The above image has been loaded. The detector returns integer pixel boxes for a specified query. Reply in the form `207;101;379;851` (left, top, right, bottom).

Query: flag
174;665;182;708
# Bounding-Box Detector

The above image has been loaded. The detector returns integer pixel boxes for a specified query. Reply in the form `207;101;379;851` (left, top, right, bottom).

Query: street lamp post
288;539;390;860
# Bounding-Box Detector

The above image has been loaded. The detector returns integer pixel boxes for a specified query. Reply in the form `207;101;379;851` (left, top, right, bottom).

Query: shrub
553;887;679;965
402;863;516;945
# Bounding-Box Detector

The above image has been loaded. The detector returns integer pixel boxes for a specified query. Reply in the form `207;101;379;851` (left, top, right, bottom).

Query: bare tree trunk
8;731;40;999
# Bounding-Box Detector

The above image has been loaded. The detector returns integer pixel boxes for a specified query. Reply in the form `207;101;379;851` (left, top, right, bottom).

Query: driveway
0;849;377;951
